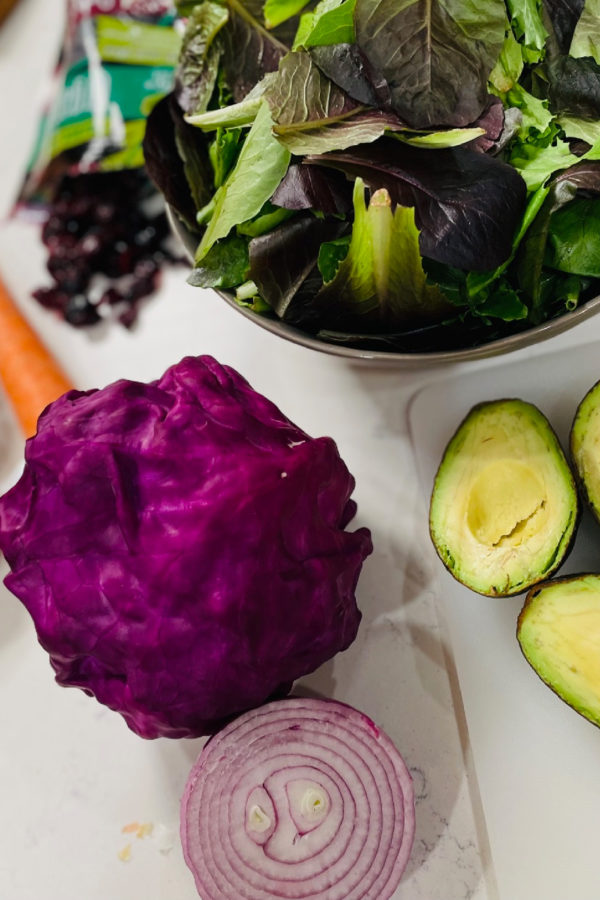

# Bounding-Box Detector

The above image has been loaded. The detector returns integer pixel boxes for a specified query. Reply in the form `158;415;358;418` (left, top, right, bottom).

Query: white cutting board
409;341;600;900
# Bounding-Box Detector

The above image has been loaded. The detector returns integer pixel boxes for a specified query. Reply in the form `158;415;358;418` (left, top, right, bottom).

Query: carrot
0;274;73;438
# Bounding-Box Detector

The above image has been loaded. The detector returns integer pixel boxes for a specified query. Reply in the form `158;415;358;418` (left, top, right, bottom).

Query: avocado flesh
571;380;600;523
518;575;600;728
430;399;578;596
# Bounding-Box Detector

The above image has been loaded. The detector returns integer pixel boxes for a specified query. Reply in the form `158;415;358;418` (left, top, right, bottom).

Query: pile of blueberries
33;169;184;328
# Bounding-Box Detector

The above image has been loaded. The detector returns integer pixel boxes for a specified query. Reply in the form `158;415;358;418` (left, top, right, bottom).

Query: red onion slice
181;697;415;899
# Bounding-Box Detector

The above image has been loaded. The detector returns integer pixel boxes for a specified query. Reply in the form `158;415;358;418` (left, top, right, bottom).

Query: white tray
409;340;600;900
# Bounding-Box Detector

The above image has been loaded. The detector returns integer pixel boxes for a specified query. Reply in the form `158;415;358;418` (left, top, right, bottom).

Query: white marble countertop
1;3;599;899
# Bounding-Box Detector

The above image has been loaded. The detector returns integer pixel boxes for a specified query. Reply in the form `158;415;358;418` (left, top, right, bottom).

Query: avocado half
571;380;600;524
518;575;600;728
430;399;579;596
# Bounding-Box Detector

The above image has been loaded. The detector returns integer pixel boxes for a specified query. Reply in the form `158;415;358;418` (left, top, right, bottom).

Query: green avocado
571;380;600;524
430;399;579;597
518;575;600;728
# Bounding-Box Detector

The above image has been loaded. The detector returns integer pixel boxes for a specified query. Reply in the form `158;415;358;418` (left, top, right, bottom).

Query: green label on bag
96;15;181;67
54;57;173;133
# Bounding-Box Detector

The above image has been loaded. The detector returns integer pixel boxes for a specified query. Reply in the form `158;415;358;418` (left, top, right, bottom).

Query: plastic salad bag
15;1;184;328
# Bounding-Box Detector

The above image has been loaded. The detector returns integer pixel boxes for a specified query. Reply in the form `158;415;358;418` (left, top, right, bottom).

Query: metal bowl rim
169;207;600;367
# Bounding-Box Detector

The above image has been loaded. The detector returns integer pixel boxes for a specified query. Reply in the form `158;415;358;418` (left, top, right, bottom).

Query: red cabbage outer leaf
0;357;372;739
181;697;415;900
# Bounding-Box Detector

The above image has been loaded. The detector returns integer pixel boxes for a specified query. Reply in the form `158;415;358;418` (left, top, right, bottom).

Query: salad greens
144;0;600;352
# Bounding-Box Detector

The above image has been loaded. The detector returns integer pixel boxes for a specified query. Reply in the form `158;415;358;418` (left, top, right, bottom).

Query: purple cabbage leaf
0;357;372;739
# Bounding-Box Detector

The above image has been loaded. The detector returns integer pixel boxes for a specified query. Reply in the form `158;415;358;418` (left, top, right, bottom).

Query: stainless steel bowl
170;208;600;366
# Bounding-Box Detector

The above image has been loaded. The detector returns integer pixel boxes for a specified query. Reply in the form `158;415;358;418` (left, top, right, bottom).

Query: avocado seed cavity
466;460;547;547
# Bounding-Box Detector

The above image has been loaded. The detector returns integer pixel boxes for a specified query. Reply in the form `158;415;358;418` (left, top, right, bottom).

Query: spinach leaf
264;50;405;153
546;197;600;275
317;235;351;281
196;101;291;258
189;234;250;286
176;2;228;115
307;138;527;270
515;159;600;316
354;0;507;128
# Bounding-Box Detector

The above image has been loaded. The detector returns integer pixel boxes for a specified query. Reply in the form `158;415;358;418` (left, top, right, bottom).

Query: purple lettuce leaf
306;138;528;271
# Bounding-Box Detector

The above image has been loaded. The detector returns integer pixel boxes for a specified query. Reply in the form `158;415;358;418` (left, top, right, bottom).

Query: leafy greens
143;0;600;353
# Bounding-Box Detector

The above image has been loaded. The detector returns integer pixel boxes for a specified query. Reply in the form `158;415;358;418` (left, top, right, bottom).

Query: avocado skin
570;379;600;526
430;398;580;597
517;574;600;729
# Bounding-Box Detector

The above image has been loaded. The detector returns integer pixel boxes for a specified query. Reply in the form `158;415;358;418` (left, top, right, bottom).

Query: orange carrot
0;274;73;438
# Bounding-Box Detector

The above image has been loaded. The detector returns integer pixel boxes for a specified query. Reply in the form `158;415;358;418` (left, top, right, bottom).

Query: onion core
181;697;415;899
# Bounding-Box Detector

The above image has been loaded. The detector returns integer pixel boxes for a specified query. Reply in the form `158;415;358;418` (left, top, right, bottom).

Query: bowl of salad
146;0;600;364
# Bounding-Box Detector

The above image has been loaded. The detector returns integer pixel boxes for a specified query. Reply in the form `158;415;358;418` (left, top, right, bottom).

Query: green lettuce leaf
354;0;506;128
505;0;548;61
489;28;524;93
314;178;450;328
176;2;229;115
558;115;600;143
196;101;291;258
392;128;485;149
569;0;600;63
264;0;312;29
293;0;356;48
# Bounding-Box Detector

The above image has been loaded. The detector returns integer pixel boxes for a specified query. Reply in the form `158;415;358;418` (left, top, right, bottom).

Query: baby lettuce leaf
248;213;343;320
294;0;356;48
196;101;291;258
546;197;600;275
143;94;212;232
264;0;312;29
544;10;600;119
307;138;527;270
264;50;405;154
313;180;450;329
219;0;289;101
542;0;585;53
176;2;229;115
309;43;389;106
505;0;548;61
569;0;600;63
516;160;600;316
271;162;353;214
186;76;274;129
393;128;486;149
489;29;524;93
189;234;250;286
354;0;506;128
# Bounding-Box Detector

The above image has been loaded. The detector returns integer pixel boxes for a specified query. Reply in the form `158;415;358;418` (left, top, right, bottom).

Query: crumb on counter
118;843;132;863
122;821;154;839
